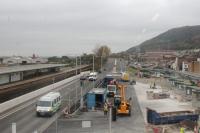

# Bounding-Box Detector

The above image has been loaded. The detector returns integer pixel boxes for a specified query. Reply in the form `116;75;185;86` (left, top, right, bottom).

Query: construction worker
180;127;185;133
104;102;108;116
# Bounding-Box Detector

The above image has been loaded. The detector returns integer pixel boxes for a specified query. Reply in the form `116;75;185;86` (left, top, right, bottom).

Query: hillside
127;25;200;53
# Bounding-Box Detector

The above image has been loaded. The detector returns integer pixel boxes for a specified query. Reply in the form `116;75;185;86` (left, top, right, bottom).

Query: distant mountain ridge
127;25;200;53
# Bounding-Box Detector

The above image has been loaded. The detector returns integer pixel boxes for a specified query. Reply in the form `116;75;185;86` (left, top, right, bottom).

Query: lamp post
76;57;77;75
93;55;94;72
80;56;82;73
80;56;83;109
101;56;103;72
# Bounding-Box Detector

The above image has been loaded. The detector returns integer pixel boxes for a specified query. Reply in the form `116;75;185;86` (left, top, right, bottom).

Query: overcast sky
0;0;200;56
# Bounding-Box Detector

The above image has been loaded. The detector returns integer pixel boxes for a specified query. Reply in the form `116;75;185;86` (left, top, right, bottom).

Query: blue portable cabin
147;108;199;125
87;88;107;109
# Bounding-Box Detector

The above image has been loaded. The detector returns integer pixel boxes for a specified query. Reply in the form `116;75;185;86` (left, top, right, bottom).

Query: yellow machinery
121;72;130;82
115;84;131;116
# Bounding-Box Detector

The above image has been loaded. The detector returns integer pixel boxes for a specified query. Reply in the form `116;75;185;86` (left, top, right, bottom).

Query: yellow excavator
114;84;131;116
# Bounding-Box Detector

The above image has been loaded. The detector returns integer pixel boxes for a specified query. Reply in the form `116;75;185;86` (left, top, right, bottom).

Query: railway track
0;65;91;103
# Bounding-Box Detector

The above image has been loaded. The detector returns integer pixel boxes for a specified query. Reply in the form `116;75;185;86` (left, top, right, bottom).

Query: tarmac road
0;79;84;133
111;84;145;133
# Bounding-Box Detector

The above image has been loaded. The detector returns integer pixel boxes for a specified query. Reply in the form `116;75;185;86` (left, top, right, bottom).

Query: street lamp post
80;56;83;109
93;55;94;72
76;57;78;75
93;55;95;89
75;87;77;110
80;82;83;109
101;56;103;72
80;56;81;73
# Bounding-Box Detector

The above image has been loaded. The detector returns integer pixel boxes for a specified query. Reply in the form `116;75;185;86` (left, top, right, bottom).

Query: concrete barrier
0;71;90;114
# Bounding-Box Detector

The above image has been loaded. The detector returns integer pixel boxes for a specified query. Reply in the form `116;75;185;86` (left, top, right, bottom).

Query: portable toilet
87;92;95;109
87;88;106;109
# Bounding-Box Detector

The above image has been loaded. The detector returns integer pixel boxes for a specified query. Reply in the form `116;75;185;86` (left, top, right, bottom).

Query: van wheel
36;112;40;117
49;112;53;117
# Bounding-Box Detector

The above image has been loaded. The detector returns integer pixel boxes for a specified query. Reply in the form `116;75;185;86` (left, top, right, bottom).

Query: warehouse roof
0;64;66;75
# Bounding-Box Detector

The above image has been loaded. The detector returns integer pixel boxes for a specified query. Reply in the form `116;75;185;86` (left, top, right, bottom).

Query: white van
36;92;61;116
107;85;117;97
88;72;97;81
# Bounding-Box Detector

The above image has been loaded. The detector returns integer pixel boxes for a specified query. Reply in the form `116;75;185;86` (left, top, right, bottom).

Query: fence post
69;95;71;113
12;123;16;133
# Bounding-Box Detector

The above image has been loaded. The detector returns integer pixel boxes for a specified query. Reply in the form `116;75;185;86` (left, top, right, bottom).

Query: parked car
88;72;97;81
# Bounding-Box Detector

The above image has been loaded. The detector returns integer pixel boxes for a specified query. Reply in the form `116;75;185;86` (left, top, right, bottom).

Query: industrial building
0;64;65;85
2;56;48;65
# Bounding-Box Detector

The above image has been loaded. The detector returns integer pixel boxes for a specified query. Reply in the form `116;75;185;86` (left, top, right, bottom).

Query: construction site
2;58;200;133
43;59;200;133
134;71;200;133
43;59;144;133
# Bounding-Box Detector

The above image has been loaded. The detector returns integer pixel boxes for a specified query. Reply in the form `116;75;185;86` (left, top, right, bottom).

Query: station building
0;64;66;85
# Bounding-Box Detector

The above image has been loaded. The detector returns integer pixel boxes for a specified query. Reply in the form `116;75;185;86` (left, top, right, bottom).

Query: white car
88;72;97;81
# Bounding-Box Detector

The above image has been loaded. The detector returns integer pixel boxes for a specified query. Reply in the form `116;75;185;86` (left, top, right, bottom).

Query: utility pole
80;81;83;109
76;57;78;75
75;87;77;110
52;77;58;133
101;46;105;72
80;56;81;73
12;123;16;133
93;55;95;89
101;56;103;72
52;77;55;89
80;56;83;109
109;107;112;133
93;55;94;72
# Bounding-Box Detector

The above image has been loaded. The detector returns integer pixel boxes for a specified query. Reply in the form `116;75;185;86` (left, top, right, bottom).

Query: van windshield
37;101;52;107
108;86;116;91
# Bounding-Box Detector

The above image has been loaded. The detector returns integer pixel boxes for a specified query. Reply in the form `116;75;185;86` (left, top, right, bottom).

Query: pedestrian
104;102;108;116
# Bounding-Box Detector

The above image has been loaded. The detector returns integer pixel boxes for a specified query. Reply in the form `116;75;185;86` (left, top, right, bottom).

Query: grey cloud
0;0;200;56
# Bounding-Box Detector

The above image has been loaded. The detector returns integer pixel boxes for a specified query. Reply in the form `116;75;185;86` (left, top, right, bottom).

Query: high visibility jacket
104;104;108;111
180;127;185;133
